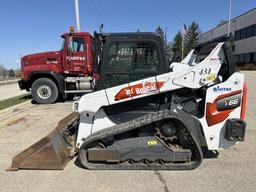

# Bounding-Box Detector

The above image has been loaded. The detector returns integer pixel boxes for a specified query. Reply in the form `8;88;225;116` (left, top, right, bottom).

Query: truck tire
31;78;59;104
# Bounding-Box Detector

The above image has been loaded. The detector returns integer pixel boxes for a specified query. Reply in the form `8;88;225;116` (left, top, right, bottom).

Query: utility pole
227;0;232;37
181;33;184;60
75;0;81;32
181;24;187;61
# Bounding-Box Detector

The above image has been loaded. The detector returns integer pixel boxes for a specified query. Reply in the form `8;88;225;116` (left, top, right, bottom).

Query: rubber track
77;110;203;170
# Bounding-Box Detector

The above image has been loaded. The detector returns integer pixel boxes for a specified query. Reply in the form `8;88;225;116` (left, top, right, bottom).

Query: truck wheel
31;78;59;104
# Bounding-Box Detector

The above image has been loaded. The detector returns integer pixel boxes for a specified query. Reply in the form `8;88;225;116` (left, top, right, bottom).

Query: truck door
65;37;87;74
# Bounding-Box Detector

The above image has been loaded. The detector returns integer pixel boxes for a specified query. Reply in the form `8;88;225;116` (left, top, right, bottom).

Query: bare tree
0;64;7;78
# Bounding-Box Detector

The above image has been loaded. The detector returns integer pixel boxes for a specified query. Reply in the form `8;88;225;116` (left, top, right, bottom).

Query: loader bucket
7;112;79;171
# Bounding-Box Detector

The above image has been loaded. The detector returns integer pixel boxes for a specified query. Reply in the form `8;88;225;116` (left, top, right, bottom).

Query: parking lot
0;71;255;192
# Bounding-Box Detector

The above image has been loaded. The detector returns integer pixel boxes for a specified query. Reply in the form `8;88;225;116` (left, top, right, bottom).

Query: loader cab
95;32;168;90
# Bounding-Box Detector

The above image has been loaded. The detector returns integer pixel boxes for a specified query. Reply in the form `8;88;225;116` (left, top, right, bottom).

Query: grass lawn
0;94;32;110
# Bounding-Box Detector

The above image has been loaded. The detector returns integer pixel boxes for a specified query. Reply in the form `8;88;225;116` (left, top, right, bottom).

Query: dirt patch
6;117;26;126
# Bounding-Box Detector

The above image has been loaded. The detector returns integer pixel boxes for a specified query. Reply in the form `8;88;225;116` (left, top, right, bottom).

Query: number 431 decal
199;68;211;75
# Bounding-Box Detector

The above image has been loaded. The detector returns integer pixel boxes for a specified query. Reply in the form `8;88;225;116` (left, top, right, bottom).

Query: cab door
99;41;161;89
66;37;87;74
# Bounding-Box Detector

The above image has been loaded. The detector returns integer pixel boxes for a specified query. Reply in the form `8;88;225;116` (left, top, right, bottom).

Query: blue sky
0;0;255;69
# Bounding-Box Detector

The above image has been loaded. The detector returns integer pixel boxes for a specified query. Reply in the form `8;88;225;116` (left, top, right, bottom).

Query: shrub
237;63;256;71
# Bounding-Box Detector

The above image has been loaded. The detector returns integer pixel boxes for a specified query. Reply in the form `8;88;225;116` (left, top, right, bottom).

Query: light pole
75;0;81;32
181;34;184;60
227;0;232;37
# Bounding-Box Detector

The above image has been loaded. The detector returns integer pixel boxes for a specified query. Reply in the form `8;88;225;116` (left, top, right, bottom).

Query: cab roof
61;32;92;38
61;31;164;40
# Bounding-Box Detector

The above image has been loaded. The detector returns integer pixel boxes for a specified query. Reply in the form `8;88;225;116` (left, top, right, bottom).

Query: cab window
104;42;160;88
68;38;85;52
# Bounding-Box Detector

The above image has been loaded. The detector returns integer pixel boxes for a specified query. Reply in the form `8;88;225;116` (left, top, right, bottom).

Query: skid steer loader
7;39;247;171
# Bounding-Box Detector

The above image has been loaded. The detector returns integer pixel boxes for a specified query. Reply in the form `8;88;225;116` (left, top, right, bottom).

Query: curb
0;81;18;87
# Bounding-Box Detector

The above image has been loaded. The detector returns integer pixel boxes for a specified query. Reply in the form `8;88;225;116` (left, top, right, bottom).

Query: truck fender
28;71;65;93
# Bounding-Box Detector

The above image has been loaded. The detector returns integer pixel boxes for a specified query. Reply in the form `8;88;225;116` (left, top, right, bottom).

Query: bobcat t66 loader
8;37;247;171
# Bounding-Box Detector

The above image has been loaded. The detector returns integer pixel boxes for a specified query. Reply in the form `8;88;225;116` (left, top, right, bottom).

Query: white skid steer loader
8;40;247;171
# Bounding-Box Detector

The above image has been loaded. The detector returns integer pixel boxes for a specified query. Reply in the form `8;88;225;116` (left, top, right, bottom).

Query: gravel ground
0;71;255;192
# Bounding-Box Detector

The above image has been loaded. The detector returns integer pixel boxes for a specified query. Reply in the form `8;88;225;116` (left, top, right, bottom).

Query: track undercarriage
77;110;203;170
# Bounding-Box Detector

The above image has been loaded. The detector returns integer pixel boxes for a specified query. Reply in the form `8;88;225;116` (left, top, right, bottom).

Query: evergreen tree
155;26;164;37
171;31;182;62
184;21;201;56
8;69;15;77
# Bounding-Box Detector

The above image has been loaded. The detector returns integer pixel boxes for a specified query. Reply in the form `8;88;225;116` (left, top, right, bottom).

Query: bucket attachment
7;112;79;171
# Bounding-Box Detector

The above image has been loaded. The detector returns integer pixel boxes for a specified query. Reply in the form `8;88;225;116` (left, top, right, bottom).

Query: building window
236;54;240;64
235;55;239;63
235;30;241;41
244;53;250;64
235;24;256;41
247;25;253;38
238;54;245;64
236;53;256;64
253;24;256;36
253;53;256;63
240;28;247;39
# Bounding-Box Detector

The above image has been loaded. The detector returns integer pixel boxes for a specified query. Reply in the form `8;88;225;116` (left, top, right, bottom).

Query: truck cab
19;30;168;104
21;32;95;78
19;31;96;103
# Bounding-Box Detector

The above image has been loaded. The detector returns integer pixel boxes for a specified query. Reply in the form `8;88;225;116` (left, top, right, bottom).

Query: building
199;8;256;65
